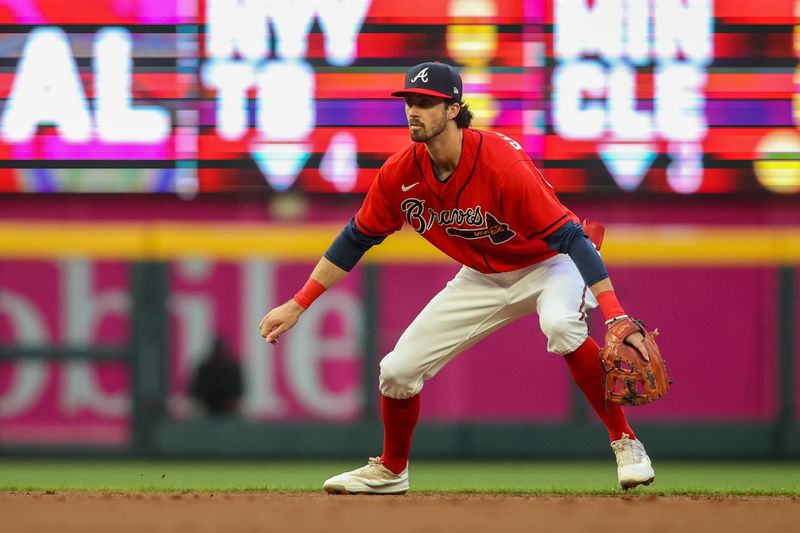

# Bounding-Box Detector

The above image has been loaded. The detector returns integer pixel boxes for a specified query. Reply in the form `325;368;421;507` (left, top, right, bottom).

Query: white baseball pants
379;254;597;399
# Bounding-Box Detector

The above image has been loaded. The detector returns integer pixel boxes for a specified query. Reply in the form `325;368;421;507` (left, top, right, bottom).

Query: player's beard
409;109;448;142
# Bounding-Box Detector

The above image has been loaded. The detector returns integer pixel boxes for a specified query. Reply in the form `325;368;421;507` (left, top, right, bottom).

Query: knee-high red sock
564;337;635;442
380;393;420;475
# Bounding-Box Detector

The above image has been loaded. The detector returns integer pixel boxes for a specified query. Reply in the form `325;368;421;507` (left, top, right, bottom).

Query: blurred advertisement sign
0;259;366;445
0;258;782;446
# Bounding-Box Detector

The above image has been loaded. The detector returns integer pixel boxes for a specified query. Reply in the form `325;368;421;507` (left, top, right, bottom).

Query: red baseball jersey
354;128;579;273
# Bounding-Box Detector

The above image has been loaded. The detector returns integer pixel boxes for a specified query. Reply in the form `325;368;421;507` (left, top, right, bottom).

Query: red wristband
293;278;326;309
596;290;626;323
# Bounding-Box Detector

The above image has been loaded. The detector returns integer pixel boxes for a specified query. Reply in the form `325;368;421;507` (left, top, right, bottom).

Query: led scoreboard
0;0;795;194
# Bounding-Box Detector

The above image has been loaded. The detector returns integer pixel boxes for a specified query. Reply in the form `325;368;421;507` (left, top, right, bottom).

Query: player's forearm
293;256;348;310
294;215;388;310
294;218;379;310
590;277;628;324
309;256;349;289
589;277;613;297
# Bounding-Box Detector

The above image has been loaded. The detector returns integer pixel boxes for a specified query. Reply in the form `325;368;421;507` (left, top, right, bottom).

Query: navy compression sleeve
324;217;387;272
543;220;609;287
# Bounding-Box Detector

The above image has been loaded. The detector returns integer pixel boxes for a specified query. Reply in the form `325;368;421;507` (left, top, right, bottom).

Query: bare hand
259;299;305;344
624;330;649;362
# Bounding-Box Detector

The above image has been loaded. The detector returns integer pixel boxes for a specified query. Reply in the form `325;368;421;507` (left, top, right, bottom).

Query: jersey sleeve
354;167;404;237
500;160;571;240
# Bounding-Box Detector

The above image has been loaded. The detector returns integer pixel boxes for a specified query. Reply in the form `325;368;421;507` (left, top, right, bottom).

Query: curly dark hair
447;100;474;129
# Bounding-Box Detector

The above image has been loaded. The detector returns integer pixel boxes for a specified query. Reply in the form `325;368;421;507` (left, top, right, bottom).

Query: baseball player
259;62;655;494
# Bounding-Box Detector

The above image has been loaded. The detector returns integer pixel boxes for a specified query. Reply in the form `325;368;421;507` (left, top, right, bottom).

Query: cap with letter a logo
390;62;463;102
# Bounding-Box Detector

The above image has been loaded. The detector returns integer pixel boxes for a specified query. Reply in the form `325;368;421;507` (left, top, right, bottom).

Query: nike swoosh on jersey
401;182;420;192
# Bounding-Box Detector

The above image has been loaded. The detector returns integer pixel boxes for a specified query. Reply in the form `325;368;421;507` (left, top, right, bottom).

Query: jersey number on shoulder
494;132;522;151
493;132;554;189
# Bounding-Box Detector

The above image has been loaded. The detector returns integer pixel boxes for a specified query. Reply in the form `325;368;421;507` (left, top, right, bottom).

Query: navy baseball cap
390;62;463;101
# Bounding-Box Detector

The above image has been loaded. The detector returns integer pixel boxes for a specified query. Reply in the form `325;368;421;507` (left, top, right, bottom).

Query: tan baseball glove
599;317;671;406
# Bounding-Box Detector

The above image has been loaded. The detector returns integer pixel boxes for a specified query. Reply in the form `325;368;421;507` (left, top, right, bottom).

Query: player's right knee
378;354;421;399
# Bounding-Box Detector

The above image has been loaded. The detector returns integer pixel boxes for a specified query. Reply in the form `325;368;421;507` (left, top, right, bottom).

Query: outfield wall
0;199;798;458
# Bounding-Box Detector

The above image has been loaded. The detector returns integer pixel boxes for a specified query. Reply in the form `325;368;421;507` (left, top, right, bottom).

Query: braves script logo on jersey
401;198;516;244
410;67;429;83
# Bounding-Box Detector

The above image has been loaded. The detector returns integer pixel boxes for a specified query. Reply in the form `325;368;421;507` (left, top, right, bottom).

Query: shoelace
355;456;386;475
353;457;395;480
612;435;645;466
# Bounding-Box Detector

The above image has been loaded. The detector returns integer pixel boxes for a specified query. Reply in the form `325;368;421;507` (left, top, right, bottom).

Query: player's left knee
539;314;586;355
539;314;572;342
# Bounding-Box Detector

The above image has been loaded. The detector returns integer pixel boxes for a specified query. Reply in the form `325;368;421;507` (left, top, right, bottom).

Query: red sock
380;393;420;474
564;337;636;442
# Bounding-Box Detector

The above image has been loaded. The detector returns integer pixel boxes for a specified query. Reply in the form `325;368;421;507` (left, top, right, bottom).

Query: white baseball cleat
323;457;409;495
611;433;655;490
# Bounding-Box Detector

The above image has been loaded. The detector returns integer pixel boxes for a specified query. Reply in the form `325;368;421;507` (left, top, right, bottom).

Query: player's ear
448;102;460;120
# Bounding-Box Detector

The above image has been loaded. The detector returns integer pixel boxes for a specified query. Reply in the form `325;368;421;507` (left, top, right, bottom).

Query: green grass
1;460;799;496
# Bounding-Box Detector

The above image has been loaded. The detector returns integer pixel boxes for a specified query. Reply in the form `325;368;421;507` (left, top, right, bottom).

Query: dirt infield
3;492;800;533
